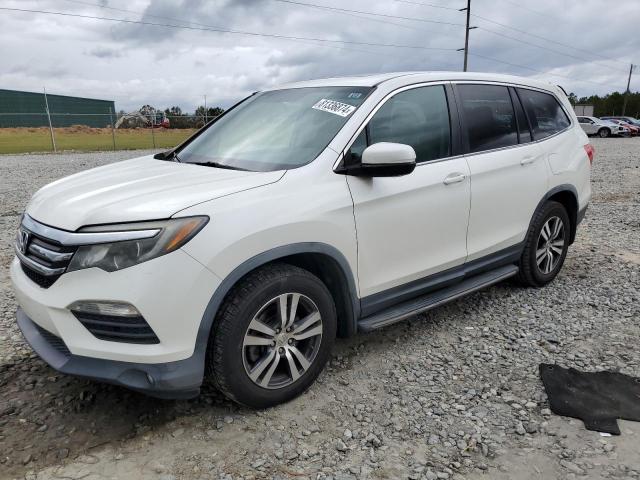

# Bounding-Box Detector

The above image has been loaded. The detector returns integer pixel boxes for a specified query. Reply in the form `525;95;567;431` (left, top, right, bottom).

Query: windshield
177;86;372;172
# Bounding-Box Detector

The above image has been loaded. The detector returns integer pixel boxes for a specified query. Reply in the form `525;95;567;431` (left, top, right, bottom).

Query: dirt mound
64;125;103;134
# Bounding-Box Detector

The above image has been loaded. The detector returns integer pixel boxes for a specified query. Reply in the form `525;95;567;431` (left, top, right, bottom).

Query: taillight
584;144;594;166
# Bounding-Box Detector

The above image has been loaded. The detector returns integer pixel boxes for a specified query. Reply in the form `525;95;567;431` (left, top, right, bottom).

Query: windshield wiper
190;161;249;171
153;149;181;162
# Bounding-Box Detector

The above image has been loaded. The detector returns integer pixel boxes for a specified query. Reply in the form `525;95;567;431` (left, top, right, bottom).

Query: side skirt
358;264;518;332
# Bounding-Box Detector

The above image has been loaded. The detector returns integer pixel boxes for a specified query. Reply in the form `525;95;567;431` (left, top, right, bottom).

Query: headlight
67;216;208;273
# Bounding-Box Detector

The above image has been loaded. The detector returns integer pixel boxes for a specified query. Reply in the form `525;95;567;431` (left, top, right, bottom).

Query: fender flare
190;242;360;382
528;184;580;244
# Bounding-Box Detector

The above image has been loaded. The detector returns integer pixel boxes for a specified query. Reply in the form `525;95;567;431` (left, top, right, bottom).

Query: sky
0;0;638;113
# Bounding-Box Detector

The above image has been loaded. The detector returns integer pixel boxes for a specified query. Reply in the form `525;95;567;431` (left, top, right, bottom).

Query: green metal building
0;89;116;128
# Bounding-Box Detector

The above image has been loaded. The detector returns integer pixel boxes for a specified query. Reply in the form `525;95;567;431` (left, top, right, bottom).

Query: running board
357;264;519;332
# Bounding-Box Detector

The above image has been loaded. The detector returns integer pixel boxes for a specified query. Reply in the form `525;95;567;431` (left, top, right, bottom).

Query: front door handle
520;156;536;166
443;173;466;185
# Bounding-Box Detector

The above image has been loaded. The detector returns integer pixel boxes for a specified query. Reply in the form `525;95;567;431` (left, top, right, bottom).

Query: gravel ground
0;139;638;480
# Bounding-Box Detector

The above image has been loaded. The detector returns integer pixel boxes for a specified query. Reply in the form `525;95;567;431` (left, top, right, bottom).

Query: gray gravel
0;139;638;480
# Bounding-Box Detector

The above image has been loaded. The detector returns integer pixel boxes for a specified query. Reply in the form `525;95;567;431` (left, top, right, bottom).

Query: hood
26;155;285;231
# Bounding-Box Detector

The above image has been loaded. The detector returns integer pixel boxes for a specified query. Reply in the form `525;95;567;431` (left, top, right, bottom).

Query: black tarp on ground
539;364;640;435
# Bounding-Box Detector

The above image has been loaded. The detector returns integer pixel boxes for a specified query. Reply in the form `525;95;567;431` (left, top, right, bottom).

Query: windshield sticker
312;99;357;117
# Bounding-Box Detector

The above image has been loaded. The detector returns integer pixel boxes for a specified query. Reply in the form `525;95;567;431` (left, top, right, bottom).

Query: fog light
68;301;159;344
68;301;140;317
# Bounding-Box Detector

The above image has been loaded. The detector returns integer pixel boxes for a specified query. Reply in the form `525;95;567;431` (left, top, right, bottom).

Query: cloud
0;0;637;112
88;46;123;58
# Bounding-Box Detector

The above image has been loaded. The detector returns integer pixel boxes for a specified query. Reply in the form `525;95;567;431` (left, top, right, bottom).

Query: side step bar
358;264;519;332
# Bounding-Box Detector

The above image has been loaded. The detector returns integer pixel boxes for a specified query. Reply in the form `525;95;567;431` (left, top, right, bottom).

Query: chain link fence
0;111;212;154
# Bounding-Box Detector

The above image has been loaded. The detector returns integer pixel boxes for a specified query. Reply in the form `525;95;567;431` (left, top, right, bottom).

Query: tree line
117;105;225;129
567;91;640;118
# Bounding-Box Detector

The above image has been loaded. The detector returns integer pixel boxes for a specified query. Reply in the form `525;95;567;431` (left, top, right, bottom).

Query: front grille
21;263;60;288
72;311;160;344
34;322;71;357
16;227;77;289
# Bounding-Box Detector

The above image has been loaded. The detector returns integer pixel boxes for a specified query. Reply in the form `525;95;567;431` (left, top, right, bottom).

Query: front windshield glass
178;86;372;172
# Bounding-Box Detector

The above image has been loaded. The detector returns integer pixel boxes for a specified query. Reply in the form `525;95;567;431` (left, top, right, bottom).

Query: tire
208;263;336;408
598;128;610;138
517;201;570;288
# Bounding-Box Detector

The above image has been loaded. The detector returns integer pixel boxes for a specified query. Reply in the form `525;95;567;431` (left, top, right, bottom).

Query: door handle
520;156;536;166
443;173;466;185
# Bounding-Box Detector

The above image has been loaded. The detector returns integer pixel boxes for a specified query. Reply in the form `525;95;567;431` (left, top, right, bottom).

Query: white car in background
576;116;626;137
12;72;592;408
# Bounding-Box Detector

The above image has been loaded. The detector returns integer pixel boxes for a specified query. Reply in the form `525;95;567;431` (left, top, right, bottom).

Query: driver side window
348;85;452;164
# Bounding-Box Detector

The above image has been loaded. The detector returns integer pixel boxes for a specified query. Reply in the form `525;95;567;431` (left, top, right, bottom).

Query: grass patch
0;126;197;154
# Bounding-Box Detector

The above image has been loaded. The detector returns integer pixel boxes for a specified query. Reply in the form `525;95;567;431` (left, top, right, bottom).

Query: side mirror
346;142;416;177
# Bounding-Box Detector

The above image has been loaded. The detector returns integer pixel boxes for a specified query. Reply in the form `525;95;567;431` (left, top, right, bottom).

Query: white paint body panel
179;149;359;292
26;156;283;231
346;158;470;297
465;142;549;261
10;250;220;363
11;71;591;366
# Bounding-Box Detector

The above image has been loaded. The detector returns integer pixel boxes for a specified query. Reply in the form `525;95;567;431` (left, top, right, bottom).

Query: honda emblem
17;228;30;255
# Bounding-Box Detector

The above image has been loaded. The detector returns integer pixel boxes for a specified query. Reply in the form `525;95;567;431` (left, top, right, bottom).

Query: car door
517;87;575;176
455;83;549;261
344;84;471;308
578;117;595;134
583;118;597;135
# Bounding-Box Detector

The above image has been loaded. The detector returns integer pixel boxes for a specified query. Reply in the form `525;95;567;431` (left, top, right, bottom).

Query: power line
470;13;630;67
392;0;632;68
393;0;461;11
468;52;618;88
61;0;426;34
272;0;464;27
60;0;428;61
1;4;624;92
0;7;459;53
477;26;629;73
494;0;548;18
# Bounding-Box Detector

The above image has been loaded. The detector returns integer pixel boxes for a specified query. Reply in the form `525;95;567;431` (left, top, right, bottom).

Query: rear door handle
443;173;466;185
520;156;536;166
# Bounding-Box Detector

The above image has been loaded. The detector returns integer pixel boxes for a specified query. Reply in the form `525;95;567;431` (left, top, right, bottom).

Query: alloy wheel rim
536;216;565;275
242;293;323;389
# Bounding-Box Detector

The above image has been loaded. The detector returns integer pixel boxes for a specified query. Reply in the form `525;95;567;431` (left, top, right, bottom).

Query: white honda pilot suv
11;72;592;408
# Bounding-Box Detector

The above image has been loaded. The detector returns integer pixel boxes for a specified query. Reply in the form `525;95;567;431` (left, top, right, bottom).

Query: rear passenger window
457;84;518;153
368;85;451;163
517;88;570;140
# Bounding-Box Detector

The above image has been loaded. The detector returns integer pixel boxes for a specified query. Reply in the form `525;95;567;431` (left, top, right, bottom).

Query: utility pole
204;95;208;124
457;0;476;72
621;63;635;116
43;87;57;153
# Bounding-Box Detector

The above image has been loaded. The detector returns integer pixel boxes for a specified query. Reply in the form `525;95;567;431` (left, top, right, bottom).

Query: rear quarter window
517;88;571;140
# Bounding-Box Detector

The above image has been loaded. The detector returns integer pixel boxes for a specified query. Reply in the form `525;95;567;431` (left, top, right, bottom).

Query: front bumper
17;308;202;398
10;249;220;364
10;244;222;398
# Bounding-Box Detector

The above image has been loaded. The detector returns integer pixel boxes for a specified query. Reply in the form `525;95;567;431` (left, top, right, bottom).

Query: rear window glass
517;88;570;140
458;84;518;153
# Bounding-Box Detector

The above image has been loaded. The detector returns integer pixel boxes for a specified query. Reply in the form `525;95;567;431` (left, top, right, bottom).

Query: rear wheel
208;263;336;408
517;201;570;287
598;128;610;138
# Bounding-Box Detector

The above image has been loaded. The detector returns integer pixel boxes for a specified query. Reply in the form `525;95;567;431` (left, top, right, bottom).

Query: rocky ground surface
0;139;638;480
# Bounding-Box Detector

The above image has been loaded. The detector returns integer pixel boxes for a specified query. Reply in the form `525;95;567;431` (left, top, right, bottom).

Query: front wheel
517;201;570;287
597;128;610;138
208;263;336;408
